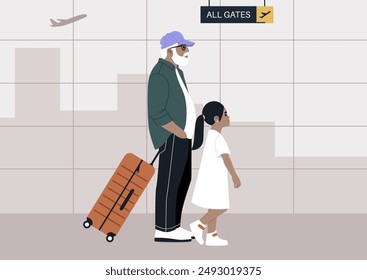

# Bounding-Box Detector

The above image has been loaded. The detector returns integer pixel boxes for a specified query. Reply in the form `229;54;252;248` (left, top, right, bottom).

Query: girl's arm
222;154;241;188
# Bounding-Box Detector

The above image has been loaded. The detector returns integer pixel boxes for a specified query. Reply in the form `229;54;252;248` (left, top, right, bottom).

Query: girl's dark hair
192;101;225;150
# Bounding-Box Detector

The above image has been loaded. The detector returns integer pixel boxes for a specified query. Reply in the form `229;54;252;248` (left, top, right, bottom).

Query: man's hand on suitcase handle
162;121;187;139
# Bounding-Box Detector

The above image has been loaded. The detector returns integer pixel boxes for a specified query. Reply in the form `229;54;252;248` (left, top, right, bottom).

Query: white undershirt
175;68;196;139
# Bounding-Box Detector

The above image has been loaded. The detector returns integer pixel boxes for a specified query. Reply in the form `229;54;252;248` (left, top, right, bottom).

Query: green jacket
148;58;188;149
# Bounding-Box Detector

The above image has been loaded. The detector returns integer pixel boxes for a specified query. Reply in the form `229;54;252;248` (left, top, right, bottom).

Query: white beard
172;47;189;67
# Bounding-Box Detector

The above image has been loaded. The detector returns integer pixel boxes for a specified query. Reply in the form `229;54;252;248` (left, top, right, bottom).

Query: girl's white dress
191;130;231;209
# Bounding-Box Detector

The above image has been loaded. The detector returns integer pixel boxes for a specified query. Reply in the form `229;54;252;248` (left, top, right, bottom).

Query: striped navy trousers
155;134;192;232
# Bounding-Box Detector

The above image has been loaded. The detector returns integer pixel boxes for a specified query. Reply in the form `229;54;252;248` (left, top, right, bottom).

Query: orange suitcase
83;153;157;242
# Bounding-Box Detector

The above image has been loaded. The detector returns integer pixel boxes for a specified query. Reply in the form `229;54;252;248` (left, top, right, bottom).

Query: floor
1;213;367;260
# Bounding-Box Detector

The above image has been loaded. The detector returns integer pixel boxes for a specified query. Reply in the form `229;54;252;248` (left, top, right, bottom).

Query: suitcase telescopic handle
150;150;160;166
120;189;134;211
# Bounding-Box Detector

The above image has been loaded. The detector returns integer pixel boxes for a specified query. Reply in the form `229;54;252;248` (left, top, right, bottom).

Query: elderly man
148;31;196;242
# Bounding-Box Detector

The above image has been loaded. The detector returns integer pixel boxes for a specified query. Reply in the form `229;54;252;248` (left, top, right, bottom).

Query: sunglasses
170;44;187;51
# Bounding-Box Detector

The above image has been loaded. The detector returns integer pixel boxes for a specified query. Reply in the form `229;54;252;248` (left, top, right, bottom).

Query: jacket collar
158;58;179;71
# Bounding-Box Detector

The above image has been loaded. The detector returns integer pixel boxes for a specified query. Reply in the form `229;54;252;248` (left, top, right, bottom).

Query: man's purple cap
160;31;195;49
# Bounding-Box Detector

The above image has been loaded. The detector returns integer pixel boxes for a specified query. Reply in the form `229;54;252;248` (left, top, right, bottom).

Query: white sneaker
205;232;228;246
190;220;205;245
176;227;195;239
154;228;192;242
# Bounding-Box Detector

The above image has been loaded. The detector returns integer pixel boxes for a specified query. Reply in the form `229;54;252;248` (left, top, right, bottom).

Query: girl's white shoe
206;232;228;246
190;220;205;245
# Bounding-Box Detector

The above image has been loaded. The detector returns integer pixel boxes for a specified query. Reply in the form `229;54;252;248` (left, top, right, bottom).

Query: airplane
50;14;87;27
259;11;271;19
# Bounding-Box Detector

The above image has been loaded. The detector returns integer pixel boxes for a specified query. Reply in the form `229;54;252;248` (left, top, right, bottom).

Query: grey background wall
1;0;367;214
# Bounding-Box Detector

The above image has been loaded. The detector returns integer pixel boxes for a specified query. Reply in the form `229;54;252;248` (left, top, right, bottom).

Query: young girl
190;101;241;246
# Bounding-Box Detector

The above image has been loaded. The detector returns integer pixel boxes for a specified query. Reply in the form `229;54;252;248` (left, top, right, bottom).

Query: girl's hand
232;174;241;188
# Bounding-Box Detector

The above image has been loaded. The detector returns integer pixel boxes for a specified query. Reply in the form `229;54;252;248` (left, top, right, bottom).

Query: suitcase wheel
106;233;116;242
83;218;93;229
